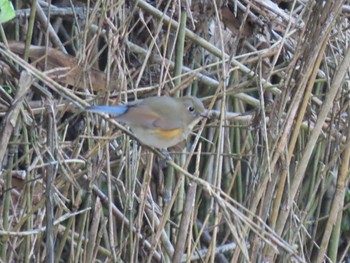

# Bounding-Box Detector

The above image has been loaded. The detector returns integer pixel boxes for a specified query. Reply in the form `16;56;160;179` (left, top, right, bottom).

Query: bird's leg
160;148;172;161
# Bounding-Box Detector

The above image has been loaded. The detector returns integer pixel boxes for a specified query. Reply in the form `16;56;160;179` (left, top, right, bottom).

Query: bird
86;96;207;149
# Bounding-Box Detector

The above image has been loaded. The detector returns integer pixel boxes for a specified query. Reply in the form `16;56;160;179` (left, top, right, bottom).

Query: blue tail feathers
86;105;128;115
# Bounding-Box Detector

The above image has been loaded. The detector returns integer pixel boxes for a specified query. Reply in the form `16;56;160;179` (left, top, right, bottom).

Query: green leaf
0;0;15;24
3;84;13;95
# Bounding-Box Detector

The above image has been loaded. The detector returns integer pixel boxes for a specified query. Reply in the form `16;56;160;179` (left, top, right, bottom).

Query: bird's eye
188;106;195;112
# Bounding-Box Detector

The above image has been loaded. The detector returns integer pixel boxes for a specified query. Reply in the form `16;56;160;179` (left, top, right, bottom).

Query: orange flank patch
155;128;183;140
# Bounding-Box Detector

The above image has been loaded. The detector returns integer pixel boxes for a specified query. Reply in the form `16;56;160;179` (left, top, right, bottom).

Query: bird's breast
130;126;185;148
154;127;183;140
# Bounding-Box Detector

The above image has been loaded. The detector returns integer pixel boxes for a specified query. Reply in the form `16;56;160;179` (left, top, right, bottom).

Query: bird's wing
117;105;182;130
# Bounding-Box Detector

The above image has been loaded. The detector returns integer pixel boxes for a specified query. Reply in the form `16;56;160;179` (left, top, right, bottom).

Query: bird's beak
200;110;210;119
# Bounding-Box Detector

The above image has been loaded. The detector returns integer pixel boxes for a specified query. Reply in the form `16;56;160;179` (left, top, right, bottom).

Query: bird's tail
85;105;128;115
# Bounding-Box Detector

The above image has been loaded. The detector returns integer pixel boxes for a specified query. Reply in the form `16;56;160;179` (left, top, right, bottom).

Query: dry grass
0;0;349;262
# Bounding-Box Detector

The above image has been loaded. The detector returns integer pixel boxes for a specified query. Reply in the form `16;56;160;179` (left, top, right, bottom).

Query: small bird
86;96;207;149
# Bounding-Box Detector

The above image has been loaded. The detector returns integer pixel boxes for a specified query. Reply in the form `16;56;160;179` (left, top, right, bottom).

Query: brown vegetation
0;0;349;262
